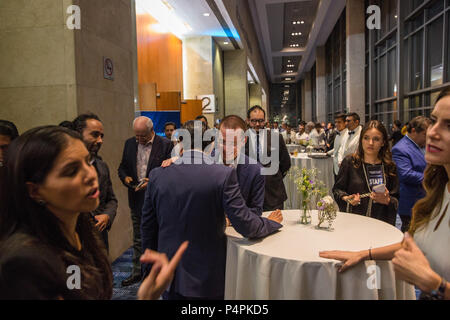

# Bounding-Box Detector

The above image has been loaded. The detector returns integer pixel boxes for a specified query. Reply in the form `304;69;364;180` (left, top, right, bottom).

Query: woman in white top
320;88;450;300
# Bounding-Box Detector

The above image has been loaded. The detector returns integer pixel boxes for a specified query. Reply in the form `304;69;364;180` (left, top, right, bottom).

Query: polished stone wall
0;0;135;261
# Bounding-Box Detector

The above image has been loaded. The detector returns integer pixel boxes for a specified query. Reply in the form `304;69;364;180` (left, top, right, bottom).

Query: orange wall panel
136;14;183;102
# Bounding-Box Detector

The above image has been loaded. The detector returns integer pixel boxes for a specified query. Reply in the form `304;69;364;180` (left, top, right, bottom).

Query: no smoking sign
103;57;114;81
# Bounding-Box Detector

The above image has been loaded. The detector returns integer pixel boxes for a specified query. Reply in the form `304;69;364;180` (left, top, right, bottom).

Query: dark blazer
392;136;427;217
92;156;118;229
236;155;265;216
141;150;282;298
333;156;399;226
326;129;337;151
245;129;291;209
118;134;173;211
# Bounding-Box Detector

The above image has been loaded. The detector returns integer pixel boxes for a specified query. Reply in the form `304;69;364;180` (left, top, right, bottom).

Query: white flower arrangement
316;196;338;230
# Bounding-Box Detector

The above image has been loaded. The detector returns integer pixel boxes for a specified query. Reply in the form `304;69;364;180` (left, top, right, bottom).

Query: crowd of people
0;86;448;300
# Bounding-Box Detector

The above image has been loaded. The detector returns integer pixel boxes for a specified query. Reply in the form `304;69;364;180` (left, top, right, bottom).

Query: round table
284;153;334;209
286;144;305;154
225;210;416;300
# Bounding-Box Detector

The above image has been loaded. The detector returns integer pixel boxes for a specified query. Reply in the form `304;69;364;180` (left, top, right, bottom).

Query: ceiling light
161;0;174;11
223;41;229;45
293;21;297;25
285;78;292;81
301;20;305;24
136;0;192;38
203;13;210;17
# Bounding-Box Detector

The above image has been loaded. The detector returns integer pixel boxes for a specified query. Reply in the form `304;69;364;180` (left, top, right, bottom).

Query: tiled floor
111;248;141;300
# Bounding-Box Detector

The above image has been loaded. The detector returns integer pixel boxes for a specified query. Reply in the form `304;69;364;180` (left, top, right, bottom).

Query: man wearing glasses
245;106;291;211
337;112;362;167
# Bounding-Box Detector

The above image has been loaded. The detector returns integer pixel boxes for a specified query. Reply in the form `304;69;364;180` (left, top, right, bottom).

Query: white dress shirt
328;128;347;175
337;125;362;167
137;134;155;181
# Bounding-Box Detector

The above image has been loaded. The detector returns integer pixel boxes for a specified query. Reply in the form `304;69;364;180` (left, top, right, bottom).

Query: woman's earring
37;200;46;206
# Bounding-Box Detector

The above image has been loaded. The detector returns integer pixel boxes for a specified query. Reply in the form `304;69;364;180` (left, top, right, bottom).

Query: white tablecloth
284;153;334;209
286;144;304;154
225;210;416;300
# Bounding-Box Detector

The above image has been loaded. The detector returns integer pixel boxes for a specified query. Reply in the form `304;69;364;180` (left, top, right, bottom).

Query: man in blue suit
141;120;282;300
392;116;431;232
218;115;265;218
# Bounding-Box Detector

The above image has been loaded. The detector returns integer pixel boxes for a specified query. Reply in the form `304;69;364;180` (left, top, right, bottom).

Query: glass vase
300;200;311;225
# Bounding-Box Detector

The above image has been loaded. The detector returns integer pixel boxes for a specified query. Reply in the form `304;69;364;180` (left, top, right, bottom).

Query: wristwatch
429;278;447;300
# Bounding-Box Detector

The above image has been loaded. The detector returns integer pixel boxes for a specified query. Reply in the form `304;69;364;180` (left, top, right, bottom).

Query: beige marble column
303;72;313;122
0;0;78;132
316;46;327;122
346;0;366;118
249;83;262;109
224;50;248;119
183;36;224;125
0;0;136;261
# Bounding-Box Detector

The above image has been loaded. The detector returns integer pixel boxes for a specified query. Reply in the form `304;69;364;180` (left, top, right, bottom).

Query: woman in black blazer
333;120;399;225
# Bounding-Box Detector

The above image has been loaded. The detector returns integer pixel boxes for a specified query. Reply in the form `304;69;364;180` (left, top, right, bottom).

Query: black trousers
263;203;284;211
399;215;411;233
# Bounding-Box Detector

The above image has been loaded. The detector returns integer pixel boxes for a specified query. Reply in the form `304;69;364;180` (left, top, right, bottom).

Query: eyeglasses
250;119;265;124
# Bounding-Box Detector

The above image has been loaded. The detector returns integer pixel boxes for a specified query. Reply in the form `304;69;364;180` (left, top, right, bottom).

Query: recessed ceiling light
203;13;210;17
301;20;305;24
223;41;229;45
293;21;297;25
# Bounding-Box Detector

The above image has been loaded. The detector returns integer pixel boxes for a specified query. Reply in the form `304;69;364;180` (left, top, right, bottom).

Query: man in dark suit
245;105;291;211
73;113;117;251
141;120;282;299
217;115;265;217
392;116;431;232
118;116;173;286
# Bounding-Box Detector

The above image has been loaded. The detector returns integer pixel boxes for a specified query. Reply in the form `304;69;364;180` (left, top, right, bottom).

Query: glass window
427;16;444;86
388;0;398;31
411;30;424;91
380;54;387;98
388;48;397;96
407;12;424;34
427;0;445;20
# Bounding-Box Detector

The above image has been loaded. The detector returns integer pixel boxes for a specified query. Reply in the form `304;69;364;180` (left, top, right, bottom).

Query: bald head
133;116;154;145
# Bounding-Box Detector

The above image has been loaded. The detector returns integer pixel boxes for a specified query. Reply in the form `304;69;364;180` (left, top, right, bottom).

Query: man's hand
161;157;179;168
135;178;149;192
137;241;189;300
268;209;283;224
125;176;133;185
95;214;110;232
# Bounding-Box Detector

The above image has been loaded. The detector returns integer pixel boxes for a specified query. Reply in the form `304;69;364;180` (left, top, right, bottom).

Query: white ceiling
248;0;346;84
136;0;241;51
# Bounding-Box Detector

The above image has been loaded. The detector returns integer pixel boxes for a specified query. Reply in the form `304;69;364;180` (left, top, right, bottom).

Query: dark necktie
348;131;355;135
256;133;260;163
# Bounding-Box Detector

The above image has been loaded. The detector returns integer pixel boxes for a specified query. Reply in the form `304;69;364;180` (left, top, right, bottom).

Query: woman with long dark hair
320;88;450;300
332;120;399;225
0;126;186;299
